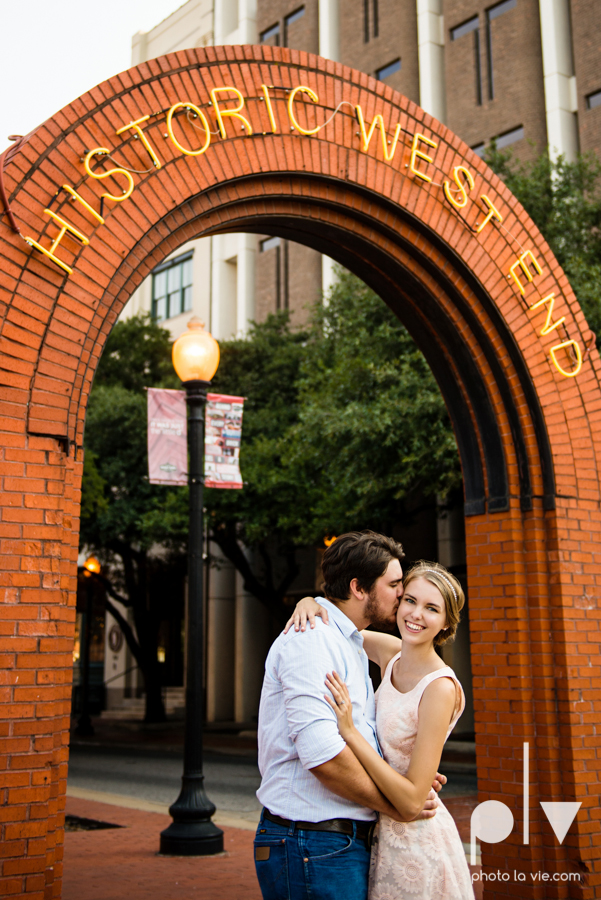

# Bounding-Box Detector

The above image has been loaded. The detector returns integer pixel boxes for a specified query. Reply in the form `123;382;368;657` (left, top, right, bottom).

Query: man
254;531;443;900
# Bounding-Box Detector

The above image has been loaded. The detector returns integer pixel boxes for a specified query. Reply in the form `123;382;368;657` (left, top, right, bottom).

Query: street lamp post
160;318;224;856
75;555;101;737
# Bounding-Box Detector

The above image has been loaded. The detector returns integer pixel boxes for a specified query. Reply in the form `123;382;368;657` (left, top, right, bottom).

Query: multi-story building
109;0;599;729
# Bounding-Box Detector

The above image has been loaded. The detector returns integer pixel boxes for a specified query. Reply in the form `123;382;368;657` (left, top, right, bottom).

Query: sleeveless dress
368;651;475;900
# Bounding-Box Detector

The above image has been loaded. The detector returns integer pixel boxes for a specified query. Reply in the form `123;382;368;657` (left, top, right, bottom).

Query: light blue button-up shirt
256;598;378;822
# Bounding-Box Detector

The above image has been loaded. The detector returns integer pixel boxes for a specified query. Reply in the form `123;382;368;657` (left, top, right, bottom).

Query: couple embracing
253;530;474;900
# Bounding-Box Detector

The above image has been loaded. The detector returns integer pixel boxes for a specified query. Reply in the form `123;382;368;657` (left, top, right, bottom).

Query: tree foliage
80;315;185;721
276;271;461;544
485;146;601;341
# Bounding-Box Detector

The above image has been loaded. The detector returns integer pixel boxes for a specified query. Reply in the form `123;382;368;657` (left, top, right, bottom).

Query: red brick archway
1;44;600;899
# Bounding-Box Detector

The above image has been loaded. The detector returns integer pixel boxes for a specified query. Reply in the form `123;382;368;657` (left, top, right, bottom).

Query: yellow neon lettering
24;209;90;276
409;133;437;183
530;293;566;336
354;106;403;162
287;86;321;135
549;340;583;378
261;84;278;133
166;102;211;156
442;166;475;209
116;115;162;169
210;87;253;139
61;185;105;225
509;250;543;294
84;149;134;202
476;194;503;233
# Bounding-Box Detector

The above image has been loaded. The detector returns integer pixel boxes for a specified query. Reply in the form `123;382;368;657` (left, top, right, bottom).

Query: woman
288;560;474;900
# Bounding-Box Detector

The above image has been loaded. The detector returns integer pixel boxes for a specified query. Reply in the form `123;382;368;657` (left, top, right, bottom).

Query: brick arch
1;44;600;898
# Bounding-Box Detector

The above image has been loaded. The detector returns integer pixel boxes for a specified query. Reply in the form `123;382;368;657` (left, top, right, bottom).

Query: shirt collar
317;597;361;640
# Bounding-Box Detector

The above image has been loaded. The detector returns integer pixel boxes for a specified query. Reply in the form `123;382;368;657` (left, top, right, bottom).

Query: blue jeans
254;809;371;900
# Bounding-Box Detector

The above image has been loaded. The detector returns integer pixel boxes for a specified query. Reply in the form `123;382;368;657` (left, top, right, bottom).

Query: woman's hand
284;596;329;633
324;671;356;741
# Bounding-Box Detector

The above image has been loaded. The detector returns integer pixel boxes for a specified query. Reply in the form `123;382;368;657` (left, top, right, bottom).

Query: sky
1;0;188;152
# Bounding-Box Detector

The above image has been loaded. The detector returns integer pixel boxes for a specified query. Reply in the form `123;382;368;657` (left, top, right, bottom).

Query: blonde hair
403;560;465;645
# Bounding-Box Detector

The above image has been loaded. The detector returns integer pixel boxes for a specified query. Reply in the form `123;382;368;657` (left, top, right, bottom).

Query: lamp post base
159;819;224;856
159;775;224;856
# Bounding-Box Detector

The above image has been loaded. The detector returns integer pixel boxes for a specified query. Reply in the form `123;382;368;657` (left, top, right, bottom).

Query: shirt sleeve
276;626;348;770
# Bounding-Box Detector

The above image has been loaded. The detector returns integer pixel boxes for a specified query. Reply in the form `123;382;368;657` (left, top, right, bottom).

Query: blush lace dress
368;651;475;900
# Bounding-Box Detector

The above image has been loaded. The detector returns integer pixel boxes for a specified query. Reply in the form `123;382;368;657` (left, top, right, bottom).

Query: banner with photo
204;393;245;489
148;389;244;489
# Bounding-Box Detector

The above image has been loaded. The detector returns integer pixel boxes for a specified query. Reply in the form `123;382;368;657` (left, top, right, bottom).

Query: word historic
23;82;585;379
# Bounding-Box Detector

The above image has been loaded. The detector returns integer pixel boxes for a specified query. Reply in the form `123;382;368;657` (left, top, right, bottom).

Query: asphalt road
67;744;263;821
67;742;477;820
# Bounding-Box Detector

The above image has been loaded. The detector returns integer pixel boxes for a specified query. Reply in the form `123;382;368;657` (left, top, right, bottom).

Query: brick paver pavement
63;793;480;899
63;797;262;900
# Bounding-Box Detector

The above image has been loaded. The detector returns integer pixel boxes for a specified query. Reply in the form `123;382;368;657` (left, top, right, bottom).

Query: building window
284;7;305;45
495;125;524;148
259;237;287;310
260;236;281;252
587;89;601;109
260;23;280;44
486;0;517;99
285;7;304;26
451;16;482;106
376;59;401;81
364;0;379;42
152;252;193;322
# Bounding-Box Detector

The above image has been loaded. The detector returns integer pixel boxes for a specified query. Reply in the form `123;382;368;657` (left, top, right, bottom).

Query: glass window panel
153;270;166;300
168;290;181;318
487;0;516;21
285;7;304;26
154;296;166;321
451;15;479;39
168;264;181;293
182;258;193;287
376;59;401;81
183;285;193;312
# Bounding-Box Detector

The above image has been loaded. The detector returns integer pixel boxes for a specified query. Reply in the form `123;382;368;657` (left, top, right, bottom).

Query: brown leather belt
263;809;375;842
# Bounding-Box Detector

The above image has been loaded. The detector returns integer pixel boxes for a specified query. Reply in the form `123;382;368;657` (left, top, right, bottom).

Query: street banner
204;393;245;489
148;389;244;489
147;388;188;485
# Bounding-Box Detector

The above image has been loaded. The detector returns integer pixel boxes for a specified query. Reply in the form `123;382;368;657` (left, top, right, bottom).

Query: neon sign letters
22;82;584;378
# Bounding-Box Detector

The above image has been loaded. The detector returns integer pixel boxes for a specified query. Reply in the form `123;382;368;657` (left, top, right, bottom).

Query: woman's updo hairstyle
403;560;465;645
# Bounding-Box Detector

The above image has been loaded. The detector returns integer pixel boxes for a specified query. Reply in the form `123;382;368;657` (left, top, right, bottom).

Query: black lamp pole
160;379;224;856
75;573;95;737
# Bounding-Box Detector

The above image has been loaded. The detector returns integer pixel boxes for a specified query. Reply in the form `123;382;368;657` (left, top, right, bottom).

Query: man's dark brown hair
321;531;405;601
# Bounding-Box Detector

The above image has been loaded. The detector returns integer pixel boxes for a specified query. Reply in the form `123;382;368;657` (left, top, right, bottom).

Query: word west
24;82;582;378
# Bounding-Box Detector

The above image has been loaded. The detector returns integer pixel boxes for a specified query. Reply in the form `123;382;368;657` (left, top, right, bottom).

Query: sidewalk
63;793;481;900
63;796;262;900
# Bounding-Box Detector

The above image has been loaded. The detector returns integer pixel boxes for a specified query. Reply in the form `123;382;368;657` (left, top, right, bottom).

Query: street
68;743;263;825
67;738;477;824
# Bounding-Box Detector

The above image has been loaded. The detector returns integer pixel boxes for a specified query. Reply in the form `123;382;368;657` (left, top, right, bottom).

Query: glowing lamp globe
84;556;101;575
172;317;220;383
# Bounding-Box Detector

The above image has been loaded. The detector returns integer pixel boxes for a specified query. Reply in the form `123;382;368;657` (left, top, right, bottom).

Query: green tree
277;270;461;544
142;312;311;622
485;147;601;341
80;314;184;722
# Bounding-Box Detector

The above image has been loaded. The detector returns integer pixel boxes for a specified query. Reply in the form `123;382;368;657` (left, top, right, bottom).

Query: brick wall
572;0;601;156
339;0;420;104
0;45;600;898
444;0;547;156
256;0;319;52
